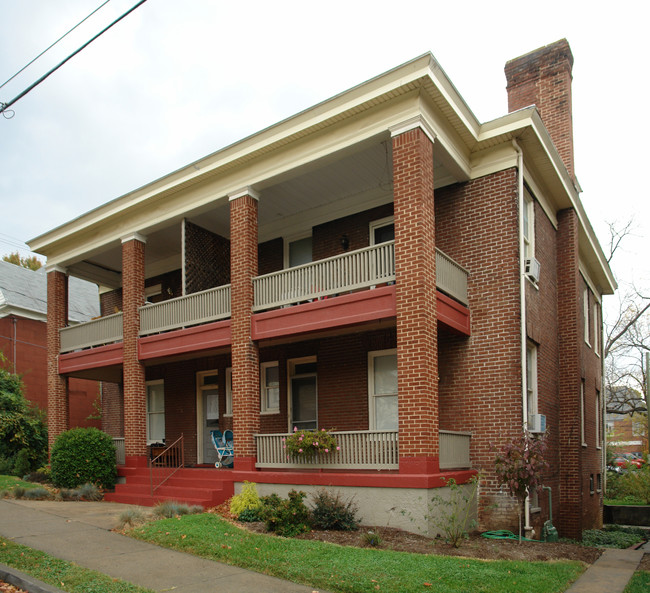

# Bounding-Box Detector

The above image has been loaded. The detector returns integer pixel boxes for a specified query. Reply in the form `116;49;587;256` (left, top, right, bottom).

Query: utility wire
0;0;149;117
0;0;111;92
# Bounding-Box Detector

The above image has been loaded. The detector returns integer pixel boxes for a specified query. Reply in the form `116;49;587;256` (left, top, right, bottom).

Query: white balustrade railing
113;437;126;466
255;429;471;470
439;430;472;469
253;242;396;311
59;313;123;353
139;284;231;336
255;430;399;469
436;251;469;305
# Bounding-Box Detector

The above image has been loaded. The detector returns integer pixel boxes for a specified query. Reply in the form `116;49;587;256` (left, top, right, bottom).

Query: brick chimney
505;39;575;180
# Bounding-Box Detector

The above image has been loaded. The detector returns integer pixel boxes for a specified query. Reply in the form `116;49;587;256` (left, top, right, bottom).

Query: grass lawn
624;571;650;593
129;513;585;593
0;475;42;492
0;537;154;593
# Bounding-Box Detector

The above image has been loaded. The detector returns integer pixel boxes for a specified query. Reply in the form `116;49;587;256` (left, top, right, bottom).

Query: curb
0;563;67;593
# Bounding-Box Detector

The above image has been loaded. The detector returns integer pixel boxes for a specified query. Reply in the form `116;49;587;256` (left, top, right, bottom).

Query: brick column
391;120;439;474
46;267;69;452
229;188;260;471
556;208;582;539
122;234;148;463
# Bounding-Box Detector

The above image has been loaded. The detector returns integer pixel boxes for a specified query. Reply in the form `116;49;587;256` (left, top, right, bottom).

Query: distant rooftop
0;259;99;323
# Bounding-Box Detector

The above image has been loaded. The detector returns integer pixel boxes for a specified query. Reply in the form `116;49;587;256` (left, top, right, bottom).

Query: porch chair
210;429;234;468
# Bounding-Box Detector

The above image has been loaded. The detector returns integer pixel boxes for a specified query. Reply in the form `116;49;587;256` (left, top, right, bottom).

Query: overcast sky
1;0;648;311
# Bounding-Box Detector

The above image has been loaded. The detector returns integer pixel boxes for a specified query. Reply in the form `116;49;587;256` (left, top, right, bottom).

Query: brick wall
101;382;124;437
258;238;283;276
435;169;521;529
100;269;182;315
184;221;230;293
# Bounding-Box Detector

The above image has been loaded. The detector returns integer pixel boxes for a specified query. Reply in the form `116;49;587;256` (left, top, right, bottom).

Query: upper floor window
285;235;312;268
593;302;601;356
523;189;535;259
580;379;587;447
583;289;591;346
261;361;280;414
370;216;395;245
526;342;538;428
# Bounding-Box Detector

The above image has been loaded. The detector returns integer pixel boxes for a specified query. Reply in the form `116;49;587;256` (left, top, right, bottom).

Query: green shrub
22;487;52;500
620;465;650;504
583;528;644;549
230;481;262;518
50;428;117;489
259;490;311;537
237;507;262;522
13;487;26;499
361;529;383;547
310;488;359;531
58;489;81;501
117;508;147;529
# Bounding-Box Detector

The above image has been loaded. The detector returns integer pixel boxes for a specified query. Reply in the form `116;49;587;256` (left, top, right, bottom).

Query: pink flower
293;427;298;432
336;446;340;451
313;442;318;446
298;448;303;453
283;445;286;449
299;436;303;441
321;428;326;432
324;449;329;453
281;437;285;442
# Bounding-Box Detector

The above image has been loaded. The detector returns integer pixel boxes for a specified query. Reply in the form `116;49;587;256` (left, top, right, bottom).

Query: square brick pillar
122;234;148;460
556;208;582;539
46;266;69;452
391;120;439;474
229;188;260;471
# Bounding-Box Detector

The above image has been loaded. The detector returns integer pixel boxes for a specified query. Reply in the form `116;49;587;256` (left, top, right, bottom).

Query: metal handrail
150;434;184;495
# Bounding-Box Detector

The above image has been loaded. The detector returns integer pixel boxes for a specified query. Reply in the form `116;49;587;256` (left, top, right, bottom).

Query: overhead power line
0;0;149;118
0;0;111;92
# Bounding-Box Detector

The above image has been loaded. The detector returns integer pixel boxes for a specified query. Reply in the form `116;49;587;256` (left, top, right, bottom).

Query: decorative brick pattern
505;40;575;179
230;194;260;462
46;270;69;450
184;221;230;294
122;238;147;457
392;127;438;470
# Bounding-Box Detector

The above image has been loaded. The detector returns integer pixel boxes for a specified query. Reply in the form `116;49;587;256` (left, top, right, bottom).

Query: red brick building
29;40;615;539
0;260;101;429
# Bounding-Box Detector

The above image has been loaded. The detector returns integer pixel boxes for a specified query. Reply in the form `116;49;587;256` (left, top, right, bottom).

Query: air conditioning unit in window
524;257;541;283
530;413;546;434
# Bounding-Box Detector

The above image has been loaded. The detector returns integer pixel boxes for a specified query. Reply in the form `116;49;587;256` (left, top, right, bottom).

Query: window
261;362;280;414
285;235;312;268
368;349;398;430
589;474;594;495
225;368;233;416
526;342;538;428
597;473;602;493
583;289;591;346
593;302;601;356
595;390;601;449
288;357;317;431
580;379;587;447
370;216;395;245
146;380;165;444
523;189;534;259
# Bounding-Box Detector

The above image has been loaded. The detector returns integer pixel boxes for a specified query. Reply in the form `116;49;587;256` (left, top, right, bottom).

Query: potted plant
284;427;339;460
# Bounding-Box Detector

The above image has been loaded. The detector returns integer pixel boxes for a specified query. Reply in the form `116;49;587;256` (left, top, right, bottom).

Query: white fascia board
469;144;519;180
0;304;47;323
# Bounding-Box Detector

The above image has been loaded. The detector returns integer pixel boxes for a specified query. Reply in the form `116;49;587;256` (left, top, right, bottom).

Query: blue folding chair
210;429;234;468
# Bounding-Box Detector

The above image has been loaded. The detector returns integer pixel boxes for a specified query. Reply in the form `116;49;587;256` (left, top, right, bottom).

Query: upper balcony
58;242;469;357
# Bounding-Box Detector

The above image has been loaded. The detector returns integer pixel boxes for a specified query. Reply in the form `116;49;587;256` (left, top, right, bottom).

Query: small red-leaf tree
493;430;549;542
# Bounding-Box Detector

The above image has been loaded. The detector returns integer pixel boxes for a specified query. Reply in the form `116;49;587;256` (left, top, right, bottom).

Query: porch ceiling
67;136;451;288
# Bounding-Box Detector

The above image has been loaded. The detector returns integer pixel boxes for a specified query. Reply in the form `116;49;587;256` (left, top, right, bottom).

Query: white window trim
368;348;398;431
195;370;219;465
261;361;280;415
526;342;538;428
224;367;233;417
583;289;591;347
581;380;587;447
596;391;602;450
369;216;395;246
593;303;600;357
284;232;312;269
146;379;165;445
523;189;535;260
287;356;318;432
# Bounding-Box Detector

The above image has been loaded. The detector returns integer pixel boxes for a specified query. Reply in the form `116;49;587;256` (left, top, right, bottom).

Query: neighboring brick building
29;40;615;539
0;259;101;428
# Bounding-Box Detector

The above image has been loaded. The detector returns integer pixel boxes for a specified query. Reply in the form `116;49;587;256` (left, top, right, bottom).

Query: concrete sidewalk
564;547;644;593
0;499;325;593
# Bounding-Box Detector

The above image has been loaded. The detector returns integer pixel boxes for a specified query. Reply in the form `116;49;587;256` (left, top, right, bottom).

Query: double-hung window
523;189;535;260
146;380;165;444
526;342;538;428
368;349;398;430
261;362;280;414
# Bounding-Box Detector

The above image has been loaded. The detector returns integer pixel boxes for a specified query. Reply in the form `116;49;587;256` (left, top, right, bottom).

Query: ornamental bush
230;481;262;518
50;428;117;489
284;428;338;459
311;488;360;531
259;490;311;537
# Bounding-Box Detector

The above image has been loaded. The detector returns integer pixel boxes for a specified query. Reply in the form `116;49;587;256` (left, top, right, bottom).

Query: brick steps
104;465;235;508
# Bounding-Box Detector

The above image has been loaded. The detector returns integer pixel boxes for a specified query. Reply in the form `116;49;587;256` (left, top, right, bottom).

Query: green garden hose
481;530;542;542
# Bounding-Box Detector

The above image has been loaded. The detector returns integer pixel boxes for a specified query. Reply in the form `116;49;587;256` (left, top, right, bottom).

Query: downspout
11;315;17;374
513;139;532;535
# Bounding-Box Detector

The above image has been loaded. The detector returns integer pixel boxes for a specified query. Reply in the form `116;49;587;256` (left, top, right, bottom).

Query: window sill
582;443;588;448
261;410;280;415
530;506;541;514
224;413;233;418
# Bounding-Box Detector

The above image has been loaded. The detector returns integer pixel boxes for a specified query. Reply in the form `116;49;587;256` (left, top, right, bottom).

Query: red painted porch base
233;456;257;471
59;342;123;374
139;319;231;361
399;456;440;475
124;455;149;468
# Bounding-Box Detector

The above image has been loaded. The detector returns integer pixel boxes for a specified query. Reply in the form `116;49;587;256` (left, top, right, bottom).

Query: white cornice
45;264;67;275
228;187;260;202
121;232;147;244
389;115;437;144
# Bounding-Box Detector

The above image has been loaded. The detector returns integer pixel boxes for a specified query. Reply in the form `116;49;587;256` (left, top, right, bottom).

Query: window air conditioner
530;413;546;434
524;257;541;283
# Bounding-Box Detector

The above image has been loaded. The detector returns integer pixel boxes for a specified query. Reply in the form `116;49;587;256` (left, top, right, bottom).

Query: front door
197;371;219;465
289;357;317;431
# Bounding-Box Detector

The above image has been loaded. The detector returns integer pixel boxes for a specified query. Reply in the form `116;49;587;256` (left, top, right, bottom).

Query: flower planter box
603;504;650;526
